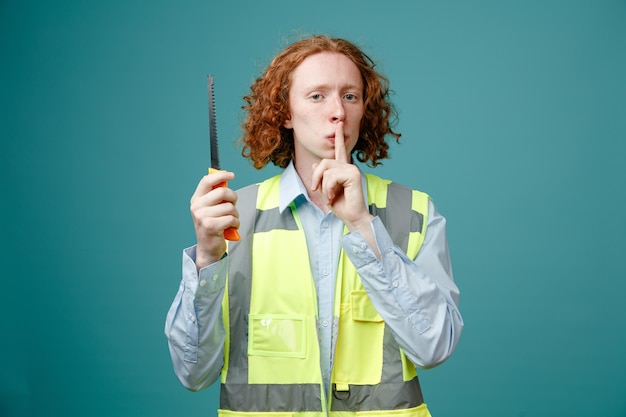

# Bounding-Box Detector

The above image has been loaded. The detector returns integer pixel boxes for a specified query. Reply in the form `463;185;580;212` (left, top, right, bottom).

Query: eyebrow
305;83;363;92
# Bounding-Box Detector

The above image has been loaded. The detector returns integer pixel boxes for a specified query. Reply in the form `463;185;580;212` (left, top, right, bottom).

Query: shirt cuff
182;245;228;296
340;216;392;268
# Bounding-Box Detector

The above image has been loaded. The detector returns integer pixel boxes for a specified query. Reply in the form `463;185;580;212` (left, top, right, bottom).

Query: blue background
1;1;625;416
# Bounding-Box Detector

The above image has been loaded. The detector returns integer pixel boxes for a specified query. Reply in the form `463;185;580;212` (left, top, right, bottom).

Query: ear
283;117;293;129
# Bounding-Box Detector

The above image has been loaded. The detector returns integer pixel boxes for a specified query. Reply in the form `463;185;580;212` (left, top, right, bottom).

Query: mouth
326;134;348;143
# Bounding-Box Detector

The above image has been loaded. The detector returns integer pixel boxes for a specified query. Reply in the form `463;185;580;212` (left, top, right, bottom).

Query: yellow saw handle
209;167;241;241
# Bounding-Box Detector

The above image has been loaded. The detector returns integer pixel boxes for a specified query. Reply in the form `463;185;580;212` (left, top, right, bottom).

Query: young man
165;35;463;416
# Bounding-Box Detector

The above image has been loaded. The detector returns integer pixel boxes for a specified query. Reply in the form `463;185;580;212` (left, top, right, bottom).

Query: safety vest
219;173;433;417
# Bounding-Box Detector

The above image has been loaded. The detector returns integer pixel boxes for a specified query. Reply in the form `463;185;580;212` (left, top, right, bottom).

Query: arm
164;246;227;391
165;171;239;390
341;200;463;368
310;123;462;366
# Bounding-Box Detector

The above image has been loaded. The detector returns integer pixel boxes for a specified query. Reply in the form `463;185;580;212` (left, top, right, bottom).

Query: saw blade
207;74;220;170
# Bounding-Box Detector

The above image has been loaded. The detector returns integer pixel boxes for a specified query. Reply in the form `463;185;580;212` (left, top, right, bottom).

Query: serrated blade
207;74;220;170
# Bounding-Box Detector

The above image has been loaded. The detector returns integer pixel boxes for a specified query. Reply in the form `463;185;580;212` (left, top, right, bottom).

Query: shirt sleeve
340;199;464;369
164;245;227;391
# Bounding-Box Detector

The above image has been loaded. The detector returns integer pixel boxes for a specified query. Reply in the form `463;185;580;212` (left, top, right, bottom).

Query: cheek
289;108;313;125
346;135;360;154
350;108;364;127
347;119;363;152
349;116;363;137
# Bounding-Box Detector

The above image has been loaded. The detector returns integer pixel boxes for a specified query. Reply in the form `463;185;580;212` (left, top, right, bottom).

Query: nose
330;95;345;122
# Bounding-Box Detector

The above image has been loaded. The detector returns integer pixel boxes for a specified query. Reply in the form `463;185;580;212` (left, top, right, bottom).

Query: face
284;51;364;166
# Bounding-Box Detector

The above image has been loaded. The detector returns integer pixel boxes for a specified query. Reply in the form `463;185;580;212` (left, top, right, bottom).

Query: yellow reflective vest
219;173;433;417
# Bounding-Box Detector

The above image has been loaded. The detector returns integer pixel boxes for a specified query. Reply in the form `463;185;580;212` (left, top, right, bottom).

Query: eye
310;93;323;101
344;93;358;101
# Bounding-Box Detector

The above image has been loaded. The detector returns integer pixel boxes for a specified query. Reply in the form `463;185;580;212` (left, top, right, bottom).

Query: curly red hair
241;35;401;169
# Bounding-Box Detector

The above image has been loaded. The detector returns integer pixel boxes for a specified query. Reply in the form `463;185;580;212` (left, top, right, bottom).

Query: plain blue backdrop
1;1;625;416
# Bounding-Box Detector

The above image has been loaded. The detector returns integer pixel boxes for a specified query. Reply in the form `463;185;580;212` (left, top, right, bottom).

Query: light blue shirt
165;162;463;395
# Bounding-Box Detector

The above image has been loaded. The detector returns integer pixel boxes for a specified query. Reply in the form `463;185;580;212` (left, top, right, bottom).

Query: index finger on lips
334;122;348;163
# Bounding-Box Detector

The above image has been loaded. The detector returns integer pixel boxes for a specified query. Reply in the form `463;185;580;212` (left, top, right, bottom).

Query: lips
326;134;348;142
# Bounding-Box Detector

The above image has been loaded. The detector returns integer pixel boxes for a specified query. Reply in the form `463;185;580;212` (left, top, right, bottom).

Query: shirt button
392;280;399;288
360;243;367;250
188;314;196;323
322;269;329;276
199;279;206;287
322;320;329;327
212;274;219;281
352;247;358;254
322;221;329;228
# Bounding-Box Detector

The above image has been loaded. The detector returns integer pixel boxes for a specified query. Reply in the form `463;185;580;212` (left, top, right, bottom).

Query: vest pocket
248;314;306;358
350;290;383;322
333;291;385;385
247;314;321;384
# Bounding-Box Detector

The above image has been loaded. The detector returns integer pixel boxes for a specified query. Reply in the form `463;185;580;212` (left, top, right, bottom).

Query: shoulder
235;174;284;211
364;173;431;201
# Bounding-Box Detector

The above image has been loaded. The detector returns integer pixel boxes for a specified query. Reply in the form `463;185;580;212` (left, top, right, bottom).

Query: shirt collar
278;161;309;213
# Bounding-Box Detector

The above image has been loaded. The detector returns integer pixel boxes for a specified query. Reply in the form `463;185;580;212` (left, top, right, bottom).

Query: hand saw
207;74;240;241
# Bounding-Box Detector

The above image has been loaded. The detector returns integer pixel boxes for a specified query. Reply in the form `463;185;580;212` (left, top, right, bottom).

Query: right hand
190;170;239;270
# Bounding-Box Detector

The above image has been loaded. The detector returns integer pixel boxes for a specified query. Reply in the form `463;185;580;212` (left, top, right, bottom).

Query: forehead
290;51;363;90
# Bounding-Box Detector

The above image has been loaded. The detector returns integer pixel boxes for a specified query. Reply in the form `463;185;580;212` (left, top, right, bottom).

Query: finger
310;160;335;193
199;202;240;227
192;199;240;236
334;122;348;163
193;187;238;213
191;171;235;202
208;169;235;190
310;162;321;191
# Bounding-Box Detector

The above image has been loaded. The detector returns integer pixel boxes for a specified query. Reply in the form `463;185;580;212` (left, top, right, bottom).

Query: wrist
195;244;226;271
345;214;381;259
345;213;374;234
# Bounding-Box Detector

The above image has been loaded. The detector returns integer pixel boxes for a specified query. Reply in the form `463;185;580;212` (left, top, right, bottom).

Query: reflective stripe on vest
221;173;430;415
